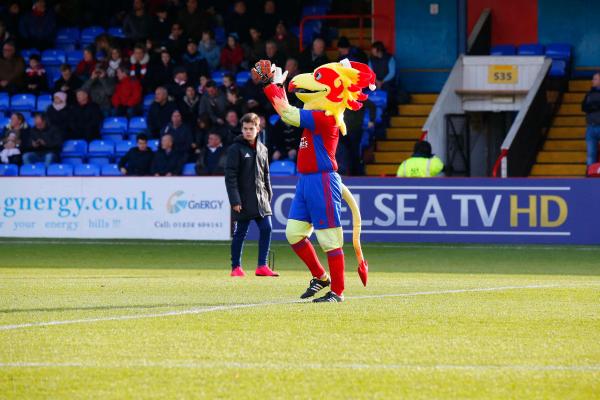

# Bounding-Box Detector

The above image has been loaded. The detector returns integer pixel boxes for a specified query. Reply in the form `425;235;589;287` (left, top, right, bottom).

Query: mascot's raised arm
253;58;375;302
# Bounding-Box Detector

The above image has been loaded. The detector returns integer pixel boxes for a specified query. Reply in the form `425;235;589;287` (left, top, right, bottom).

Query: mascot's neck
303;103;347;135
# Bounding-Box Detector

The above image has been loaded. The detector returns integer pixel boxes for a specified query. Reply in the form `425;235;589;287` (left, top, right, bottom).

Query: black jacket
147;100;177;137
22;125;63;154
151;148;185;176
225;135;272;221
118;147;154;176
582;87;600;126
69;102;103;142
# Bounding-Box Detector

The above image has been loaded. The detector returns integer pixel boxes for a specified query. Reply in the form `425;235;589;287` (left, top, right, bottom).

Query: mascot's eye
314;72;322;80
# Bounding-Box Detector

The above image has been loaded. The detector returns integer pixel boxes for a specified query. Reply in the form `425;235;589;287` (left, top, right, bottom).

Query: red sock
291;238;326;278
327;248;345;296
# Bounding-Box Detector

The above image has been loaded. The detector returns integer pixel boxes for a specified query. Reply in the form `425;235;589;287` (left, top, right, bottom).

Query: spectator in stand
198;80;228;125
0;41;25;93
123;0;153;44
182;38;209;83
226;88;247;117
180;85;199;125
582;72;600;169
396;140;444;178
147;49;175;93
24;54;47;94
226;1;251;45
150;5;172;44
81;65;115;116
75;47;97;80
147;86;177;137
46;92;71;134
0;21;12;51
69;89;103;142
2;112;29;145
151;133;185;176
273;20;299;59
53;64;82;104
161;110;193;158
197;74;209;95
166;67;189;101
129;43;150;85
177;0;211;42
342;97;375;176
241;72;269;115
245;27;266;66
198;30;220;72
193;114;212;149
112;65;143;117
299;37;329;73
220;33;244;73
264;40;285;68
0;132;21;165
106;48;123;79
284;58;299;82
259;0;279;39
269;117;301;162
195;132;226;175
94;34;113;61
369;41;398;113
336;36;368;64
219;109;241;145
2;3;21;46
165;22;186;62
18;0;56;50
21;113;63;166
119;133;154;176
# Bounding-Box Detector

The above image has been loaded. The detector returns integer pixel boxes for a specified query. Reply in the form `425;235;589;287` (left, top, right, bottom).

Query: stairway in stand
365;94;437;176
530;80;589;177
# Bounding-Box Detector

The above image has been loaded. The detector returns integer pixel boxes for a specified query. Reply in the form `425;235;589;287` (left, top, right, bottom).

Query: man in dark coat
147;86;177;137
119;134;154;176
21;113;63;166
151;133;185;176
69;89;103;142
225;112;276;277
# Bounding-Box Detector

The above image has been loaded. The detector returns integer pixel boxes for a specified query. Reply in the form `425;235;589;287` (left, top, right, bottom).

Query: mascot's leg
286;219;327;280
315;227;345;296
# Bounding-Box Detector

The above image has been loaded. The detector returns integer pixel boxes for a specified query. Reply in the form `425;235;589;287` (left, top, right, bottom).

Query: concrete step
543;140;586;151
557;104;584;116
390;116;427;128
386;128;422;140
374;151;411;164
365;164;398;176
530;163;586;176
377;141;415;152
398;104;433;116
563;92;585;103
411;94;438;104
553;116;586;127
536;151;586;164
568;80;591;92
547;127;585;139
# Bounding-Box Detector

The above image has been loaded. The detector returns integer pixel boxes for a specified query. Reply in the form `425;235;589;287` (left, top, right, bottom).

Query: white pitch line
0;284;574;332
0;361;599;373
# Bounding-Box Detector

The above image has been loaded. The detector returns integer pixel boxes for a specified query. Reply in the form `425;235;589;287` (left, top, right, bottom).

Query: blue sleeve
299;109;316;131
383;57;396;83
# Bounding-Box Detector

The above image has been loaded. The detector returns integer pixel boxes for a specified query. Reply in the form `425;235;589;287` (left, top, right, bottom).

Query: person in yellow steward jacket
397;140;444;177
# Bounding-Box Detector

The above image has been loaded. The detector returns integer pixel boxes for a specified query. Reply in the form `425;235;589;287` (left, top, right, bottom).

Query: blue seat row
490;43;571;77
62;139;159;158
0;93;52;113
211;70;252;86
0;163;120;177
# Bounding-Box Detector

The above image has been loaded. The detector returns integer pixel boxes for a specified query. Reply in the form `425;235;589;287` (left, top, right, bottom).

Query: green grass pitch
1;239;599;399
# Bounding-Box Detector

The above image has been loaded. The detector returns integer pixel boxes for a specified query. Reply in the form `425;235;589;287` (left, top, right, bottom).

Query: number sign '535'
488;65;518;84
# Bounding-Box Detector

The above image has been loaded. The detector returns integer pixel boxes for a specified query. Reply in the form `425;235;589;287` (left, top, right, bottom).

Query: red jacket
112;76;142;108
220;45;244;71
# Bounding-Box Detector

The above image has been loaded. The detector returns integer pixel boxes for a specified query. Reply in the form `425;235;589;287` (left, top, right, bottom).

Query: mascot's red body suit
253;59;375;302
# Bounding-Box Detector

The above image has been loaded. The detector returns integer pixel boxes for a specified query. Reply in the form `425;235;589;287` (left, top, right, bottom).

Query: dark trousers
231;215;272;268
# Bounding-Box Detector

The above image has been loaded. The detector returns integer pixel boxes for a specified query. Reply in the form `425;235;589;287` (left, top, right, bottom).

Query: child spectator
198;30;220;71
221;73;236;92
119;133;154;176
112;66;143;117
75;47;97;80
195;132;226;175
220;33;244;73
24;54;47;94
0;132;21;165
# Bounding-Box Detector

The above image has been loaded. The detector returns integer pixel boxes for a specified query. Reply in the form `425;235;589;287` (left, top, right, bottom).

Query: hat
228;32;239;41
337;36;350;49
187;37;197;45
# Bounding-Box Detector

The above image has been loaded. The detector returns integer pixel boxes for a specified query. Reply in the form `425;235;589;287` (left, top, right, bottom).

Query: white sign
0;178;231;240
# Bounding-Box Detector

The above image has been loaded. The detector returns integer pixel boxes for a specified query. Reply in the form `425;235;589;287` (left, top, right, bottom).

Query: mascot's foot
358;260;368;286
230;266;246;277
313;291;344;303
255;265;279;277
300;277;330;299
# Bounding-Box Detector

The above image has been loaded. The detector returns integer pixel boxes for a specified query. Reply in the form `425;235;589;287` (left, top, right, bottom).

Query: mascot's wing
264;84;301;128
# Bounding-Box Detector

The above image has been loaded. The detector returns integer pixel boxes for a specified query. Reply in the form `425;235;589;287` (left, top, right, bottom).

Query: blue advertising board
247;177;600;245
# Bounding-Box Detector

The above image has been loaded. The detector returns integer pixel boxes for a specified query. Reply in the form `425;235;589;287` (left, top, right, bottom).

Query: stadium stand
47;163;73;176
74;164;101;176
270;160;296;176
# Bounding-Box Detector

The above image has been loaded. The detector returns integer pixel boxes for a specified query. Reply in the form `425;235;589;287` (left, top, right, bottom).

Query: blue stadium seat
269;114;280;126
107;27;125;38
10;93;36;111
0;116;9;128
101;117;128;134
490;45;516;56
211;70;227;85
148;139;159;151
24;114;35;128
236;71;251;86
61;140;87;158
128;116;147;133
301;21;322;46
101;164;122;176
66;50;83;67
270;160;296;176
369;90;388;109
36;94;52;112
549;60;567;78
546;43;571;60
20;164;46;176
115;140;135;156
61;157;84;166
41;49;66;66
88;157;110;166
46;67;62;85
80;26;105;45
143;94;155;111
214;26;226;46
88;140;115;157
20;48;40;62
102;133;124;142
182;163;196;176
0;164;19;176
518;43;544;56
47;163;73;176
56;27;80;44
74;164;100;176
0;93;8;111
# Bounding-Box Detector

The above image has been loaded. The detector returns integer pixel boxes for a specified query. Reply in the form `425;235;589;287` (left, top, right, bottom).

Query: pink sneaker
230;266;246;277
255;265;279;277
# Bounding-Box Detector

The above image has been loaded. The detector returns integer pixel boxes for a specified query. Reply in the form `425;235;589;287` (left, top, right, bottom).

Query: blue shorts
288;171;342;230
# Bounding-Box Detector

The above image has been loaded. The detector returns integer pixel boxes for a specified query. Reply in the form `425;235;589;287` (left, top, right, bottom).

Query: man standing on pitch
225;112;278;277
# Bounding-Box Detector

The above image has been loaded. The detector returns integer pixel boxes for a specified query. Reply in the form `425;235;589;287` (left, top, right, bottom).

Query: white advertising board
0;177;231;240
